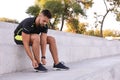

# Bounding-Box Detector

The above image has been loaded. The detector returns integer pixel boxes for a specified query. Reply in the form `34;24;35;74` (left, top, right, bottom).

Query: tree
43;0;85;31
66;18;79;33
85;29;120;37
35;0;47;8
66;18;86;34
0;17;18;23
103;29;114;37
33;0;87;31
116;13;120;21
85;30;95;36
76;0;93;9
26;5;41;16
27;0;93;31
43;0;63;29
59;0;93;31
94;0;120;37
65;0;92;34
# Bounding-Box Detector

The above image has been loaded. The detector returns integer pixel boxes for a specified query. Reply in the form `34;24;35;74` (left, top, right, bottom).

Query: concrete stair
1;55;120;80
1;22;120;80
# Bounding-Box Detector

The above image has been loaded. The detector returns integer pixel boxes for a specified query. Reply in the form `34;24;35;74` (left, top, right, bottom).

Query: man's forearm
22;32;35;61
24;44;35;61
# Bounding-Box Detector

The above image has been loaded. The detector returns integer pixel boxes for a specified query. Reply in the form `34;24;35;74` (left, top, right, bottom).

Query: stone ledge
1;22;120;74
1;55;120;80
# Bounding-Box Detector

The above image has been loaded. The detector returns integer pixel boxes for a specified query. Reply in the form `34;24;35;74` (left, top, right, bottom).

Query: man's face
39;13;50;26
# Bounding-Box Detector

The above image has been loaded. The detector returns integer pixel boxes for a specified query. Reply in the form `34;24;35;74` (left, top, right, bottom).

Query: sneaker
53;62;69;70
34;63;48;72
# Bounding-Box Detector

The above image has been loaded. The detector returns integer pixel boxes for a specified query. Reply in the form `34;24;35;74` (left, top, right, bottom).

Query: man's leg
47;36;59;64
30;34;40;64
47;36;69;70
40;34;47;65
14;34;23;45
31;34;48;71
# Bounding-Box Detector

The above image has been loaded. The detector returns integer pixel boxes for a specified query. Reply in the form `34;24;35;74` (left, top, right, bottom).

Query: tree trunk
50;16;59;30
60;14;65;31
49;22;54;29
100;10;110;37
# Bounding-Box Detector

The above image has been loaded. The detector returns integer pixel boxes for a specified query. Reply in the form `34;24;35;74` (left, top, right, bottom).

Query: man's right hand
32;60;38;68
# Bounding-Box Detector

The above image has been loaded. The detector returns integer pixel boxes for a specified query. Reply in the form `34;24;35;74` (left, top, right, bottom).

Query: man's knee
31;34;40;43
47;36;56;44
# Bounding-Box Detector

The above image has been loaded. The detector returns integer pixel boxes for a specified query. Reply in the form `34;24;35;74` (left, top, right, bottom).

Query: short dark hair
41;9;52;19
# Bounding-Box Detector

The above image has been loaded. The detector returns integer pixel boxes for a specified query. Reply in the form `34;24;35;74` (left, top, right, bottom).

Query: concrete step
1;22;120;75
1;55;120;80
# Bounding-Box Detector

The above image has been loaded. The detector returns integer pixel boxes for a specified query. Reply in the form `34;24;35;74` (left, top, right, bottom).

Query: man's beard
39;24;44;27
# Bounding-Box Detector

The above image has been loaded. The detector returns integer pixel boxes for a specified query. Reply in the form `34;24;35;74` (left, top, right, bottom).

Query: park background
0;0;120;38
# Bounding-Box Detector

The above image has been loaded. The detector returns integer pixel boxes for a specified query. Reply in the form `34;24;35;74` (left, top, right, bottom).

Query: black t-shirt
14;17;48;35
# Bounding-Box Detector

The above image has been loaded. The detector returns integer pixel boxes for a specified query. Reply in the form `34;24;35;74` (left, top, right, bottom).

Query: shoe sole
34;69;48;72
53;68;69;71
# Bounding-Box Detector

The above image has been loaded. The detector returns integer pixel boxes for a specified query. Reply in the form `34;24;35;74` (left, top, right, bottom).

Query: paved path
1;55;120;80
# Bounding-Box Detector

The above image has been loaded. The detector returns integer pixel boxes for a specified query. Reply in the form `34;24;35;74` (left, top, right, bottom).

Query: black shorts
14;34;32;46
14;34;23;45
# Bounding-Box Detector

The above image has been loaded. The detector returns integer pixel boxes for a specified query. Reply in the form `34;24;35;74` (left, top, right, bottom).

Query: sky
85;0;120;31
0;0;120;31
0;0;35;22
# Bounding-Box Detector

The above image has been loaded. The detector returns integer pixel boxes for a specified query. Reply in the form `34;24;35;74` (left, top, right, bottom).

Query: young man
14;9;69;72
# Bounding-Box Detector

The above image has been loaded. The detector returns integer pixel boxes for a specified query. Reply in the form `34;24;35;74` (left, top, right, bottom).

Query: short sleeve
22;23;31;34
23;27;30;34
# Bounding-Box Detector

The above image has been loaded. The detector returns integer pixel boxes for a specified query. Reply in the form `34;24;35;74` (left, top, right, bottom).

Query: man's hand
32;60;38;68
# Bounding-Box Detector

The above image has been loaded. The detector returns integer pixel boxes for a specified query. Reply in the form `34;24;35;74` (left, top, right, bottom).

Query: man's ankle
54;62;59;65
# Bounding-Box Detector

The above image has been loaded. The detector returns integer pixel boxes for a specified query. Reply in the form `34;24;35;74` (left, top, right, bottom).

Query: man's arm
22;32;38;67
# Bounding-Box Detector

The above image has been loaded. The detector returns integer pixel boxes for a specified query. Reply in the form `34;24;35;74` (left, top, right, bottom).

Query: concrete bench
1;22;120;75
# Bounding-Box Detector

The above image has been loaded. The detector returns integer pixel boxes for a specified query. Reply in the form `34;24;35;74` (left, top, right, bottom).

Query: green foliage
66;18;79;33
116;12;120;21
27;0;92;31
0;17;18;23
43;0;63;29
72;2;84;15
76;0;93;9
35;0;47;8
94;29;101;37
33;0;86;30
107;0;120;6
26;5;41;16
103;29;114;37
85;30;94;36
106;0;120;21
44;0;63;16
78;23;87;34
103;29;120;37
66;18;86;34
84;29;120;37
